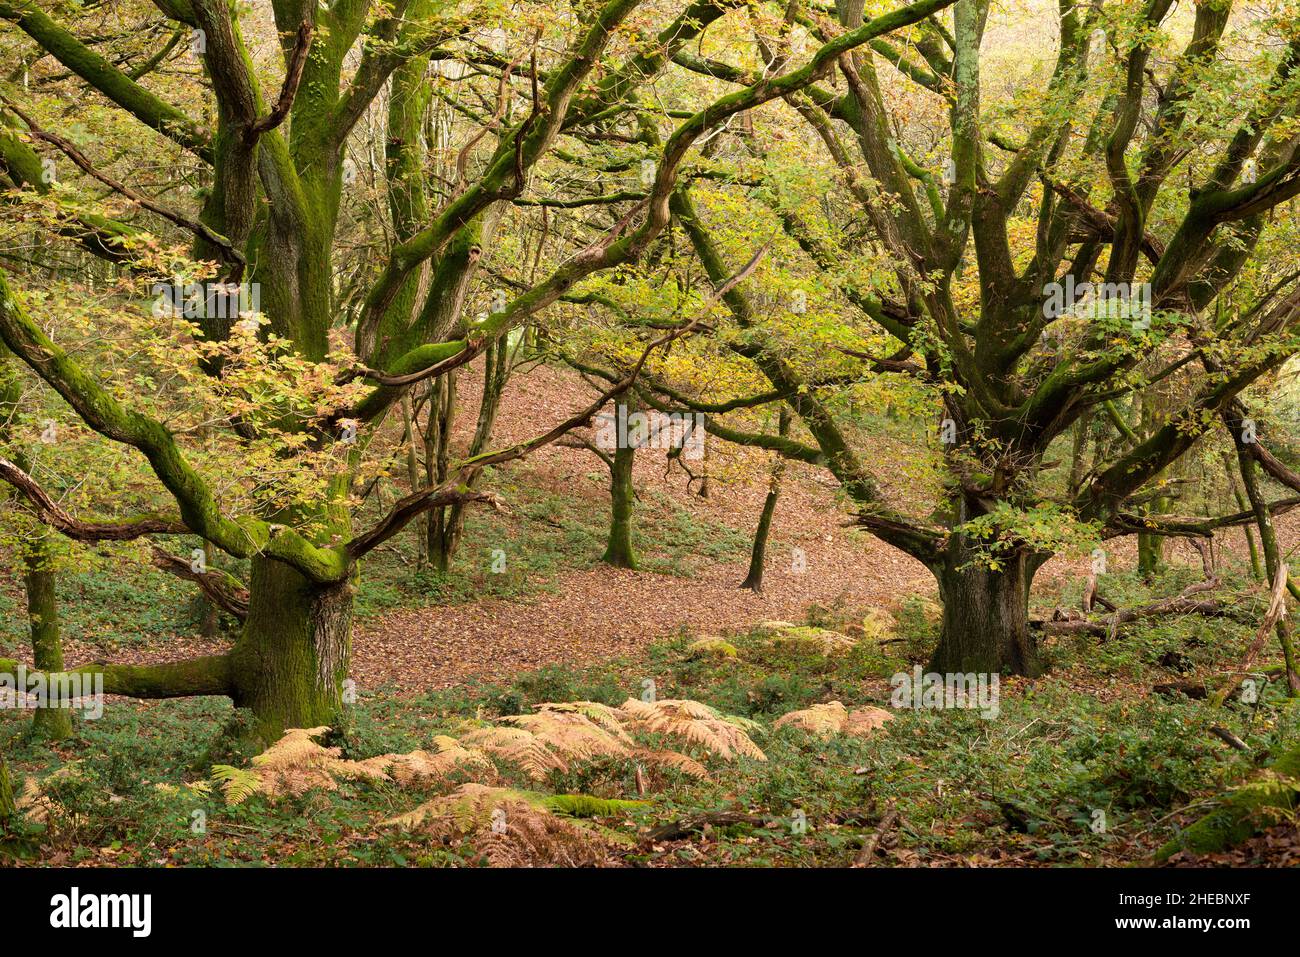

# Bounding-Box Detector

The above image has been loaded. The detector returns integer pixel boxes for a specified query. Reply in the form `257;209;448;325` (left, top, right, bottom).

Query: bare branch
0;94;243;266
150;546;249;621
0;457;188;541
246;20;313;141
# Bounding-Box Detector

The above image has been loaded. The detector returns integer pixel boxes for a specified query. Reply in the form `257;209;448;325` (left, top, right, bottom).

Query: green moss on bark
25;533;71;742
1155;744;1300;862
601;406;638;569
229;555;354;744
0;753;13;823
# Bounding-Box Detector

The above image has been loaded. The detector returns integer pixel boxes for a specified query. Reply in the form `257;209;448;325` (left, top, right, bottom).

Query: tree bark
24;532;71;742
1067;410;1093;497
401;393;428;568
0;752;13;826
930;539;1042;676
741;407;789;592
424;338;511;572
424;373;458;572
1135;395;1168;579
228;556;353;743
1137;531;1166;579
1;553;352;747
1222;450;1263;580
602;401;638;569
195;540;220;638
1229;420;1300;694
740;482;780;592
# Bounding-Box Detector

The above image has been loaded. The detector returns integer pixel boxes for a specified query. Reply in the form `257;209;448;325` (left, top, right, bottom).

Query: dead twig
1212;564;1288;707
1208;726;1249;753
853;803;899;868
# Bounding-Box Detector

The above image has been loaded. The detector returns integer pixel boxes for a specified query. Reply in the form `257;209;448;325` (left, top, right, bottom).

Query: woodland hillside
0;0;1298;889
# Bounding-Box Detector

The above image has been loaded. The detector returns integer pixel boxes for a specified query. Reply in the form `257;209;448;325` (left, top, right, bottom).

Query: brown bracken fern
616;698;767;761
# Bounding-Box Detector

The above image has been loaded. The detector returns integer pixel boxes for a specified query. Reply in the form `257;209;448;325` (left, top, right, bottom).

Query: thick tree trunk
25;533;71;742
930;542;1042;676
229;556;353;743
1;556;351;747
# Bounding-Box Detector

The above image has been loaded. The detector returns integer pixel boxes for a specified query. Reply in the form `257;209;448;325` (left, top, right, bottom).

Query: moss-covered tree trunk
930;537;1042;676
194;541;220;639
602;401;638;569
1137;530;1166;580
400;394;429;568
424;373;457;573
741;407;788;592
1222;450;1263;581
0;752;13;833
1230;423;1300;693
0;351;69;740
740;484;780;592
228;556;352;744
25;531;71;741
1106;396;1167;579
1066;410;1094;497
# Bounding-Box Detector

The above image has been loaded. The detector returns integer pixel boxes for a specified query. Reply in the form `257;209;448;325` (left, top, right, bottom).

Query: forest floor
2;361;1299;867
4;361;1257;691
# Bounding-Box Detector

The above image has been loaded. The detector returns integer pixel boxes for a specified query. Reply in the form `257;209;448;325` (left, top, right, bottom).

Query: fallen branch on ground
1211;564;1289;707
853;803;899;867
645;811;778;842
1209;726;1250;753
1041;578;1225;638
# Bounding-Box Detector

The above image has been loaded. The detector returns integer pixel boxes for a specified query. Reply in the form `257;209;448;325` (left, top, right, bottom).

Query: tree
1;348;70;740
0;751;13;824
0;0;954;742
616;0;1300;675
23;531;71;740
600;398;640;568
739;406;789;592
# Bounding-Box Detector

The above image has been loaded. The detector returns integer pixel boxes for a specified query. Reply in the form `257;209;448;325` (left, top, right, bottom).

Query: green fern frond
211;764;262;806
